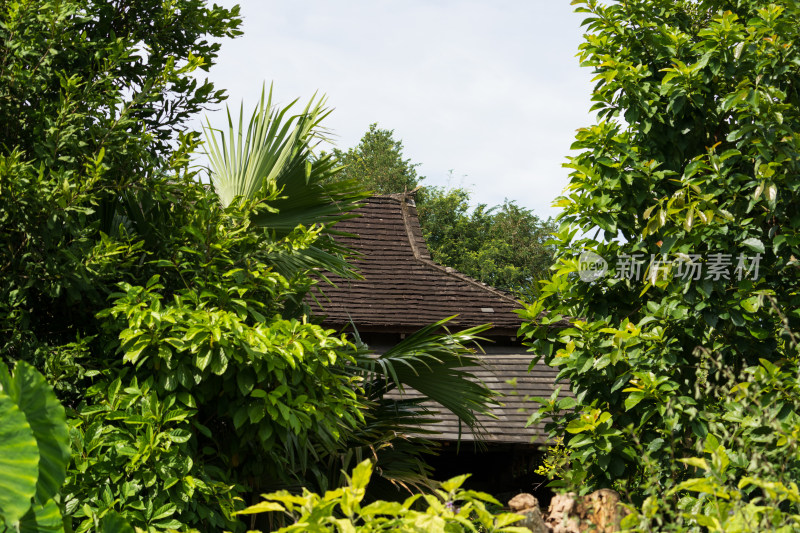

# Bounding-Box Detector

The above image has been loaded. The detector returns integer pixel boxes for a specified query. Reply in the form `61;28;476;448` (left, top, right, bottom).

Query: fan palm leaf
351;317;498;434
202;84;368;280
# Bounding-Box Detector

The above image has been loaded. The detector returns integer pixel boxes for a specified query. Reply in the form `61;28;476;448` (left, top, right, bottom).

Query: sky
196;1;596;219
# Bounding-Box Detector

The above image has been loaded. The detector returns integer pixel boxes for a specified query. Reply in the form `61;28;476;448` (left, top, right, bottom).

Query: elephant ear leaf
0;361;70;505
18;499;64;533
0;390;39;526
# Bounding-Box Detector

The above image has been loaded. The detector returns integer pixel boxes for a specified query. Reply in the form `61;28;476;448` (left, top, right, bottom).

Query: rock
508;493;539;513
574;489;628;533
545;489;628;533
546;492;580;533
508;493;547;533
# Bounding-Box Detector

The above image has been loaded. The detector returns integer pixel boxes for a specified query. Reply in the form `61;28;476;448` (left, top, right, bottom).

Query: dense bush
620;349;800;531
1;3;501;530
236;460;531;533
522;0;800;529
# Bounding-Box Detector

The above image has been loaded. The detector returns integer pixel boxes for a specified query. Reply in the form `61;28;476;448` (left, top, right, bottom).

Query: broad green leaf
167;429;192;443
565;418;589;434
684;208;694;231
360;500;404;516
350;460;373;491
493;513;525;528
331;517;357;533
742;237;764;254
413;513;447;533
624;391;645;411
18;499;64;533
440;474;470;493
234;501;285;515
679;457;708;470
2;362;70;504
0;392;38;526
766;183;777;203
741;296;760;313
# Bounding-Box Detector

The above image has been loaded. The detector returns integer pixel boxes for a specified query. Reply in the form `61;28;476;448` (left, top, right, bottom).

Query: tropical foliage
312;318;498;497
0;2;501;531
200;88;499;490
236;459;530;533
522;0;800;529
0;362;70;532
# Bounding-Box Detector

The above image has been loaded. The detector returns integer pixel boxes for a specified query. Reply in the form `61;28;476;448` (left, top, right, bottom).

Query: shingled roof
392;348;566;443
311;193;570;444
311;194;522;335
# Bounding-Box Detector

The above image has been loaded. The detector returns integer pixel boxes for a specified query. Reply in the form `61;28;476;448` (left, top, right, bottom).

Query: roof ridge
399;193;424;260
395;193;521;309
310;194;529;331
417;258;522;307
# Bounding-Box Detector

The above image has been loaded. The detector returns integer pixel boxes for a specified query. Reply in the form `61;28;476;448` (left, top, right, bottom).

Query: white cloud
195;0;596;218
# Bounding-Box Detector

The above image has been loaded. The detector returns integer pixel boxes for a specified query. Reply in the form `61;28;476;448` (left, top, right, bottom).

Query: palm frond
203;85;319;208
350;317;499;436
202;83;369;280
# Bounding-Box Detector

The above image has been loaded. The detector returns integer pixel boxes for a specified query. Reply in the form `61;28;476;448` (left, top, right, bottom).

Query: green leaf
741;296;760;313
233;407;249;429
18;499;64;533
237;371;255;395
659;235;678;254
235;501;285;515
360;501;404;516
167;429;192;443
742;237;764;254
0;390;39;526
624;391;645;411
557;396;578;410
99;511;136;533
350;460;373;491
566;419;589;434
151;503;177;521
440;474;470;493
679;457;709;471
5;362;71;504
684;208;694;231
195;350;212;371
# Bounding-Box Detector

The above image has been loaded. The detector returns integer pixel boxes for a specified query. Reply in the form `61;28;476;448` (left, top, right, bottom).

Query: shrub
236;460;532;533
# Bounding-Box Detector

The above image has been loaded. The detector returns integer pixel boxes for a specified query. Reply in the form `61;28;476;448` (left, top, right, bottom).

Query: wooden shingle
312;194;571;444
312;195;522;335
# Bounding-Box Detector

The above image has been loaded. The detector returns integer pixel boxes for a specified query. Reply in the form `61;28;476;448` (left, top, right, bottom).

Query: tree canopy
332;123;422;194
522;0;800;529
416;187;557;300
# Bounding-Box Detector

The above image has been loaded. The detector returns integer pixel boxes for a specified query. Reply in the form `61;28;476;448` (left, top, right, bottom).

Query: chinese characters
612;253;761;282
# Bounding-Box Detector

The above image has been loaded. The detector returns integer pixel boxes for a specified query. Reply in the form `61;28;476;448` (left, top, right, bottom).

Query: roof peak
310;195;523;332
